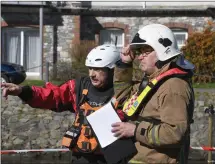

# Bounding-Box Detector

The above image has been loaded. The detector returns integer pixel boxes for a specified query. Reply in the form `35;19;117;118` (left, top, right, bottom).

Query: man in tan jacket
112;24;195;164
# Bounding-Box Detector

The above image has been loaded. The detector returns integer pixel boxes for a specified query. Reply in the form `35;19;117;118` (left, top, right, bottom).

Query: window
2;27;41;76
99;28;124;51
172;29;188;49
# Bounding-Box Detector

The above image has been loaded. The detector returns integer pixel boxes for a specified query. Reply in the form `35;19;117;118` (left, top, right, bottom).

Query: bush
50;40;97;81
181;21;215;83
70;40;97;63
69;40;97;78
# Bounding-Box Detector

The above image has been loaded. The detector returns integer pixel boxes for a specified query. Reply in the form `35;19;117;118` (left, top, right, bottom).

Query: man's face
134;45;158;75
88;67;109;88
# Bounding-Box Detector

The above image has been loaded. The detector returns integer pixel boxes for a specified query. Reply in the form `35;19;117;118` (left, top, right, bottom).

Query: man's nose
137;54;145;60
137;52;148;60
89;69;95;77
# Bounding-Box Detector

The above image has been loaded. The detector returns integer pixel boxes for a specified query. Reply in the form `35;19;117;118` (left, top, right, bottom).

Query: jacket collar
148;63;171;81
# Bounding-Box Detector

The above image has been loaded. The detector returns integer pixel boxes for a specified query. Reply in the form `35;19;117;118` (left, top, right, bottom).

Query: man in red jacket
1;44;132;164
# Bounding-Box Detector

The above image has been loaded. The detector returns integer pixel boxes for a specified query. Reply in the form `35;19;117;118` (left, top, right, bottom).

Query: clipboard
86;101;137;164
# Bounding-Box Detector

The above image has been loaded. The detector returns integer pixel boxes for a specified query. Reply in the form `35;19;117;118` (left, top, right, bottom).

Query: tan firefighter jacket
114;62;195;164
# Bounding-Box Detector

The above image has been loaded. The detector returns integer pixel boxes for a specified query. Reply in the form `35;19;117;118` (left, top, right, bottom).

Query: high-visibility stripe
129;160;143;163
148;127;153;145
123;79;158;116
127;85;151;116
122;68;187;117
154;126;160;145
151;126;160;146
151;79;157;85
122;93;138;114
151;126;157;145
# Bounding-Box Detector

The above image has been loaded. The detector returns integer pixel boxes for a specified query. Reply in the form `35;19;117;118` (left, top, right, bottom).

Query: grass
192;83;215;88
21;80;215;88
20;80;64;86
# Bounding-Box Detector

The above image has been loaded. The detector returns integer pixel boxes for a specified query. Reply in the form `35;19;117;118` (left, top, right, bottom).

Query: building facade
1;1;215;79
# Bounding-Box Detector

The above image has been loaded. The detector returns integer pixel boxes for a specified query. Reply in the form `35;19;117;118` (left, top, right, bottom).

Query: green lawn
21;80;215;88
192;83;215;88
20;80;64;86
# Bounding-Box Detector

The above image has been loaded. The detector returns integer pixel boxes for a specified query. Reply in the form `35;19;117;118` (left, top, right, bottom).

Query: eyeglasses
132;48;154;57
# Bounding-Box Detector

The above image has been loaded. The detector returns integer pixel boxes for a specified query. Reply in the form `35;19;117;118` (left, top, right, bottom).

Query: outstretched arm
1;80;77;112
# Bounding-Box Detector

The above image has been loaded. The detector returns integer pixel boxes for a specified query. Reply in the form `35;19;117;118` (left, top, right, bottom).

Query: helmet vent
95;59;102;61
158;38;172;47
100;48;105;50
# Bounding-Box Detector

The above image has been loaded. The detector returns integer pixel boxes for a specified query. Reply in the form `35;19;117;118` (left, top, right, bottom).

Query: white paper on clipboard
86;101;121;148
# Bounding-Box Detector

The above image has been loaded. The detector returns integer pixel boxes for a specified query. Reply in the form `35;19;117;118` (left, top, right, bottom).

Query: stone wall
44;15;75;63
81;16;214;44
1;89;215;160
190;89;215;160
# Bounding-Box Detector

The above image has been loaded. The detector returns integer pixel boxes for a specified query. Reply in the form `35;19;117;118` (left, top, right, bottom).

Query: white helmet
85;45;120;69
130;24;181;61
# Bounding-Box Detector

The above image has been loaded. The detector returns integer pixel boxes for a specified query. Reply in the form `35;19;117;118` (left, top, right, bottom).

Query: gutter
51;7;215;17
1;1;49;7
1;3;214;18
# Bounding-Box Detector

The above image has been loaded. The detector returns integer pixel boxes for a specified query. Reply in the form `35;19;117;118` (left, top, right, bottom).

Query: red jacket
26;80;77;112
21;79;125;120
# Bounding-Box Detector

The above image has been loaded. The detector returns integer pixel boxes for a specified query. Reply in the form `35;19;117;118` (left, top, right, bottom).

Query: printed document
86;101;121;148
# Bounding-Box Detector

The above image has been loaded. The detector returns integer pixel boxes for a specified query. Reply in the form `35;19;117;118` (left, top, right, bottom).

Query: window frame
2;27;40;76
172;29;188;49
99;28;125;49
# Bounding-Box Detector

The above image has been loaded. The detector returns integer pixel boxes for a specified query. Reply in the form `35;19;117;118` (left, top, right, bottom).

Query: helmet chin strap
97;69;114;91
155;56;178;69
155;60;169;69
